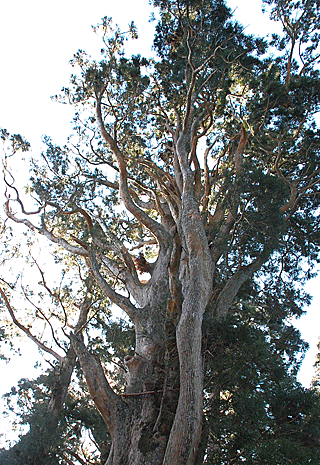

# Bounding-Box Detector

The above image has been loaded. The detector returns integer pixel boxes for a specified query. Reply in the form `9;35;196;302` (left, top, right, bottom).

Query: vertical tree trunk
162;182;213;464
163;307;204;465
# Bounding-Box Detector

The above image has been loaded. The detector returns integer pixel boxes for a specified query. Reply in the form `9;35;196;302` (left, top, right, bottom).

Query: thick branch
85;250;137;320
99;254;144;304
234;125;248;175
200;143;214;213
96;97;170;249
69;333;120;433
215;255;266;320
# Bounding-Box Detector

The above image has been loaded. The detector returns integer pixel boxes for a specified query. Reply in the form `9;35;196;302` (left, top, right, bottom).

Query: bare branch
4;200;89;257
0;285;63;362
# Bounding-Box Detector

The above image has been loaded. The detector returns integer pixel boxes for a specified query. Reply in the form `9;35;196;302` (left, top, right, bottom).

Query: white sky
0;0;319;444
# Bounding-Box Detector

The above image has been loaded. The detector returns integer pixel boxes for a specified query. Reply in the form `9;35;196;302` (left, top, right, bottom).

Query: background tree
1;0;320;464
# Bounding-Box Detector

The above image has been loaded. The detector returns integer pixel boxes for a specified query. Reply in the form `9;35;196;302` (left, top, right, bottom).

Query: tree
1;0;320;464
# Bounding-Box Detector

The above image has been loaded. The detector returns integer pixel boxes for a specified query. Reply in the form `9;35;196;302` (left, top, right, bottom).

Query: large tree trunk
71;273;179;465
71;327;169;465
162;184;213;464
71;198;213;465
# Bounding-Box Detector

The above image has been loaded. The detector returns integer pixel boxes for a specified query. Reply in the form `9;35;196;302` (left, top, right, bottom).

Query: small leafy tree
1;1;320;464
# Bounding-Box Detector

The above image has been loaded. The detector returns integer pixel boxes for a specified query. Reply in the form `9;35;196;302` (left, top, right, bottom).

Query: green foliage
0;368;109;465
203;313;320;464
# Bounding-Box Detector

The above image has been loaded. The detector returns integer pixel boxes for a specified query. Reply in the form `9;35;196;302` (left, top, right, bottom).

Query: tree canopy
1;0;320;464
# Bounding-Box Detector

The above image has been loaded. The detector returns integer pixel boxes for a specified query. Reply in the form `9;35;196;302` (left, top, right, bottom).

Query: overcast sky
0;1;319;442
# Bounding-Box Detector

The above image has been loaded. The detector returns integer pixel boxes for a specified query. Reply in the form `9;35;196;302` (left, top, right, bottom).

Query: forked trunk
72;264;212;465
